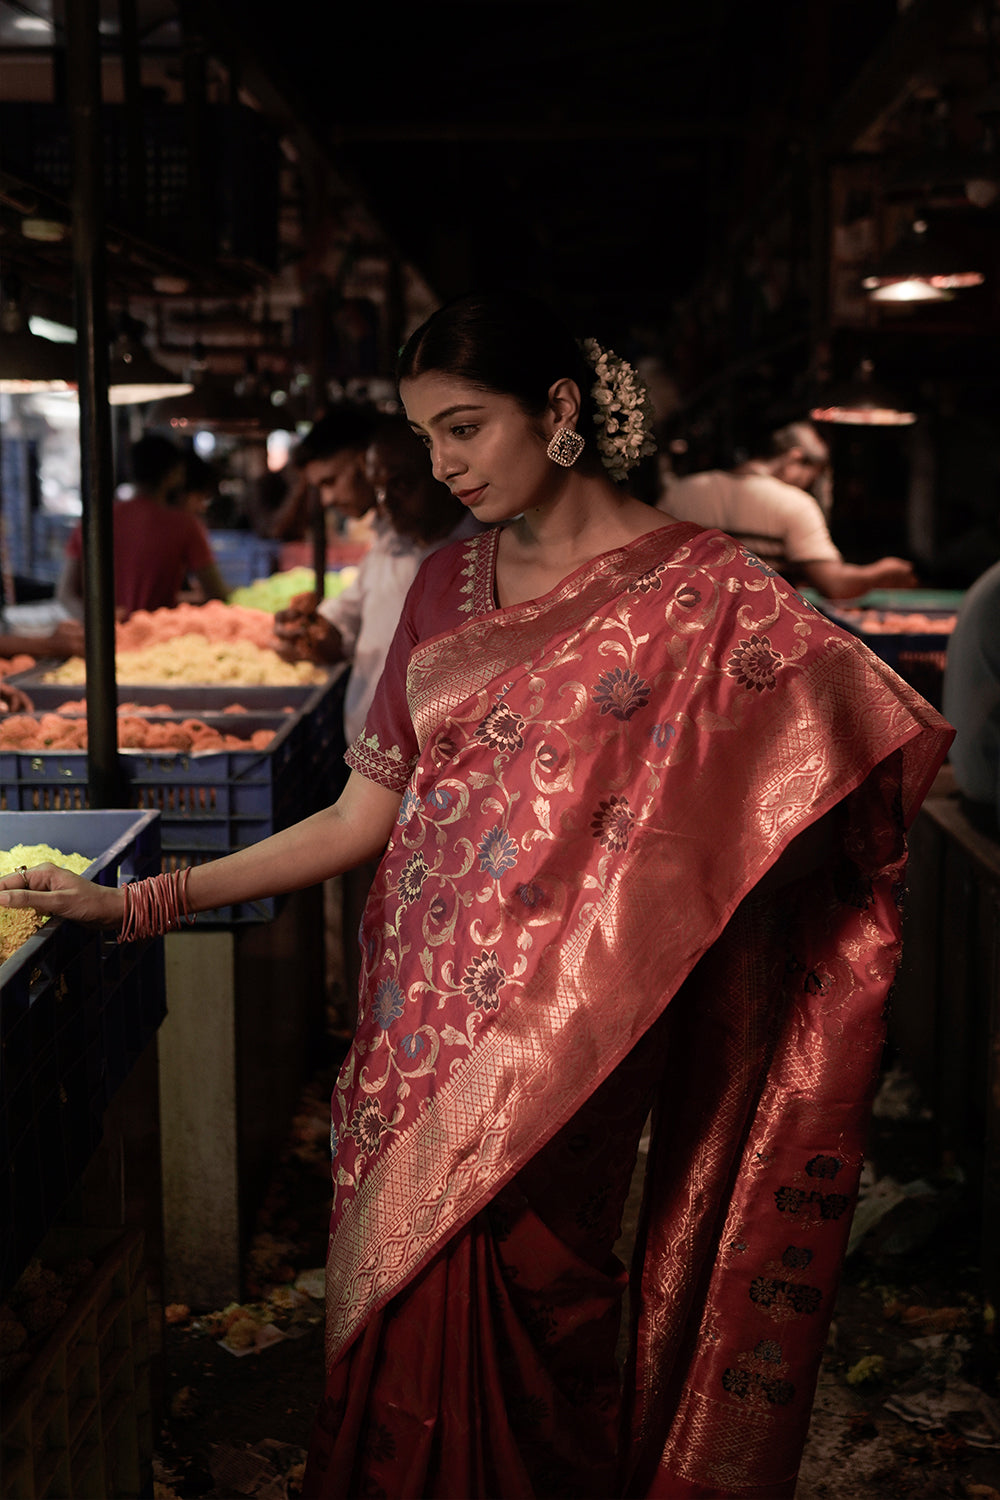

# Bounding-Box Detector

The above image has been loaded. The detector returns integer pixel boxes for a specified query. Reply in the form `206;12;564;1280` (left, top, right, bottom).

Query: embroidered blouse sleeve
343;564;425;793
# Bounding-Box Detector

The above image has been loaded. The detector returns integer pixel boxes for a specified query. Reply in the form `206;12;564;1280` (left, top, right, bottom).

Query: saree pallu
303;527;952;1499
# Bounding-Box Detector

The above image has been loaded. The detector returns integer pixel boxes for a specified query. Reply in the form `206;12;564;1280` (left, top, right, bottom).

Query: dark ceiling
1;0;994;387
209;0;902;344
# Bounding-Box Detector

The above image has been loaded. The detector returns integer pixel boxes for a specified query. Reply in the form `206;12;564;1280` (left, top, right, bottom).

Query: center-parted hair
397;292;601;446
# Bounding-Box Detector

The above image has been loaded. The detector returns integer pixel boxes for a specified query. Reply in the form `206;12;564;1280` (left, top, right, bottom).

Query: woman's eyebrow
425;404;486;427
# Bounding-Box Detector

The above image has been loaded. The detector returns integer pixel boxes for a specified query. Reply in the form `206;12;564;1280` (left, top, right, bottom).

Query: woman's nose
430;445;460;484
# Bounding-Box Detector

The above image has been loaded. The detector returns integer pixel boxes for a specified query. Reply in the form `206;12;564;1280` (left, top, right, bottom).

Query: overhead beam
822;0;985;154
327;120;736;145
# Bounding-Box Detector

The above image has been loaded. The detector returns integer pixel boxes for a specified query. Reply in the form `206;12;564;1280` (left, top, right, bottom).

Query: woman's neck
505;474;665;562
495;475;675;607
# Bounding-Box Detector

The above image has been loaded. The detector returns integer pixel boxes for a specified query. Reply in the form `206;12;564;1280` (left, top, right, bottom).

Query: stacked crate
1;810;163;1294
0;1228;152;1500
0;669;348;923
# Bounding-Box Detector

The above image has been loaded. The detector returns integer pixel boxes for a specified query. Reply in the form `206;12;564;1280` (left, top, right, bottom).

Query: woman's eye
451;424;477;438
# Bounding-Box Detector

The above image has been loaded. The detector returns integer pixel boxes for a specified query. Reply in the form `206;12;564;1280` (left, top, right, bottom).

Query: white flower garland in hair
579;338;657;483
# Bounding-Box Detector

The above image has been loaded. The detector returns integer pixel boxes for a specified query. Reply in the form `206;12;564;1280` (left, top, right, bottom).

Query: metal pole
118;0;145;235
310;488;326;597
67;0;125;808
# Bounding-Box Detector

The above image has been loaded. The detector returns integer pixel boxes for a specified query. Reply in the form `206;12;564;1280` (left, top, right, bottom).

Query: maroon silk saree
303;526;952;1499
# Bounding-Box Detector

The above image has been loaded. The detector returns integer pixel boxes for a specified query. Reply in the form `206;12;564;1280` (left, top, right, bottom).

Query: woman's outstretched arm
0;771;403;928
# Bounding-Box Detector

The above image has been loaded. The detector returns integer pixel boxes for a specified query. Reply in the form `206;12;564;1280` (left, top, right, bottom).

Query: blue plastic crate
0;670;348;922
29;511;77;584
208;530;282;590
0;810;164;1294
0;739;294;924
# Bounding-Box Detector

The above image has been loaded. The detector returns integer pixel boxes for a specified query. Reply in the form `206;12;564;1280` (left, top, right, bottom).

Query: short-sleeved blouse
344;528;501;793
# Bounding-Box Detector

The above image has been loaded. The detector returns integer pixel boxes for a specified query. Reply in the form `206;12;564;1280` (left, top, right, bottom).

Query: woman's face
399;372;565;525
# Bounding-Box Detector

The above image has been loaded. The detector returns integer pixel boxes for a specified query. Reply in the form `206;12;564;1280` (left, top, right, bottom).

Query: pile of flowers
0;713;277;753
114;600;278;653
229;565;357;613
42;601;326;686
0;655;36;680
44;637;323;687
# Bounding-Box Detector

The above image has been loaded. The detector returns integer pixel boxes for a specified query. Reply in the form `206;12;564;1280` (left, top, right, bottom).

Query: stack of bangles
118;867;195;942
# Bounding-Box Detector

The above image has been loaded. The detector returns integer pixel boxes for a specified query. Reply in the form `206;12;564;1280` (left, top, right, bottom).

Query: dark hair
293;401;379;469
183;451;216;491
396;291;600;445
767;420;829;465
369;410;425;459
131;434;184;489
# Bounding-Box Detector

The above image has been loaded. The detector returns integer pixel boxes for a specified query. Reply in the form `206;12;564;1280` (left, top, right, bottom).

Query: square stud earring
547;427;585;467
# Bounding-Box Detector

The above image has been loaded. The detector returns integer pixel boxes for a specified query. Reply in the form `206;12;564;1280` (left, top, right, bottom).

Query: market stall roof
1;0;994;363
203;0;907;341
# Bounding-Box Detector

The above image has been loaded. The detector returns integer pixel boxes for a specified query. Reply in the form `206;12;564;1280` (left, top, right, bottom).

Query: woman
0;293;951;1499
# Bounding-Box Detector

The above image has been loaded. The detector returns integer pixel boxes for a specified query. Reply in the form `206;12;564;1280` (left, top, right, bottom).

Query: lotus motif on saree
312;525;951;1499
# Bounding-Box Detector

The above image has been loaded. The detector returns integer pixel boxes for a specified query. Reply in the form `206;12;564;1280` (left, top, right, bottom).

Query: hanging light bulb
809;360;917;426
861;218;983;303
0;284;78;394
107;322;194;406
150;355;280;433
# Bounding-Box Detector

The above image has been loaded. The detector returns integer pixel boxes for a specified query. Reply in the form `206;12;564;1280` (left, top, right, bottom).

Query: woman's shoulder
406;528;499;633
669;524;825;624
414;526;497;589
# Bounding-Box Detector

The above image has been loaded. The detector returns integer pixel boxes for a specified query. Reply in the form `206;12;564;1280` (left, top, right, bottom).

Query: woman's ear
546;377;582;433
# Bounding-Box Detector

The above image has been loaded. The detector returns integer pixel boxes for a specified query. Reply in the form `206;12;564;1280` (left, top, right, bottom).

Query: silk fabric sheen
304;526;951;1498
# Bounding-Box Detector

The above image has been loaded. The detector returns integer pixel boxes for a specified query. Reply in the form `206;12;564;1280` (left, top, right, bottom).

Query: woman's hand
0;865;126;929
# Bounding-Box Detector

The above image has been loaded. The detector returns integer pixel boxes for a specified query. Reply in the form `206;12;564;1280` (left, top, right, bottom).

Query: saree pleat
302;527;952;1499
304;1017;668;1499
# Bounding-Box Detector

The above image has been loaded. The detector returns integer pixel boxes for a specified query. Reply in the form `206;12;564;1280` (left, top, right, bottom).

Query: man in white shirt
273;415;482;1026
265;402;379;543
274;415;480;741
659;421;917;600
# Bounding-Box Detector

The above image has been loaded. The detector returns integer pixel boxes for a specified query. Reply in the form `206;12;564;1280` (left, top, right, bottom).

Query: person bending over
660;419;918;599
274;413;482;743
266;403;380;543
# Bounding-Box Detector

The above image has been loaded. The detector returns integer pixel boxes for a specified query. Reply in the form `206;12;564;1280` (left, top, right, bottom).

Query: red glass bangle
118;868;195;942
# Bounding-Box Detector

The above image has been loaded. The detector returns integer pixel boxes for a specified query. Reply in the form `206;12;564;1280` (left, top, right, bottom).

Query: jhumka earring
546;427;585;467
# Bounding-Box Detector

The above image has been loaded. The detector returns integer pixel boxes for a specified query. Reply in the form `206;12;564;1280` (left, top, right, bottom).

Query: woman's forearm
185;773;401;914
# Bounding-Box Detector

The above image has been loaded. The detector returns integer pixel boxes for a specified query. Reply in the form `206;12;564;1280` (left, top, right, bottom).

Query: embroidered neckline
467;521;697;619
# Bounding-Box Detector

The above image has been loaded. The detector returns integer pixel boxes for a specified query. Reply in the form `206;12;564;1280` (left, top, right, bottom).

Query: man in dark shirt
58;435;228;619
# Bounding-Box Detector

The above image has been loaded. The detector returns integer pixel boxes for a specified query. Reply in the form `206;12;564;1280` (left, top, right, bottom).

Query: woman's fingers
0;861;61;893
0;885;68;915
0;866;124;928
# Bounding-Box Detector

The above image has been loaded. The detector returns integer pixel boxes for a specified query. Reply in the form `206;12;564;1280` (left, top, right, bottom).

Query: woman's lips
455;485;487;505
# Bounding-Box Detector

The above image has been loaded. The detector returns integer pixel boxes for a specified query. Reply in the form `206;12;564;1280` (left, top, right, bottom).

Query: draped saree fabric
302;524;952;1500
